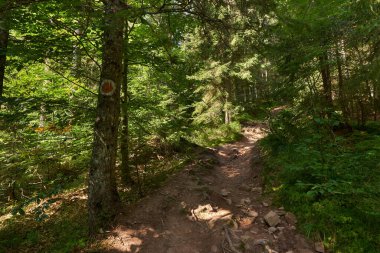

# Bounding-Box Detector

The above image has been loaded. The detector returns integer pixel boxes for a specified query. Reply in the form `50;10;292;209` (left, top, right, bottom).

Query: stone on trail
211;245;218;253
221;189;230;197
241;235;252;243
315;242;325;253
225;198;232;205
275;210;286;216
264;211;281;227
239;183;251;192
250;227;259;234
245;209;258;217
262;201;270;207
240;197;251;205
252;187;263;195
254;239;269;246
239;216;256;229
268;227;277;234
252;187;263;193
285;212;297;225
192;204;215;220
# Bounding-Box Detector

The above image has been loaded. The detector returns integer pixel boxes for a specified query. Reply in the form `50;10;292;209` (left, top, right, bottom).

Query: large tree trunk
0;12;9;98
88;0;124;235
120;19;134;186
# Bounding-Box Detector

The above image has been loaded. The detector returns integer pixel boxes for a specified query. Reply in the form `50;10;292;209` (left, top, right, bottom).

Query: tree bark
319;51;334;113
120;18;134;186
0;11;9;98
374;85;378;121
72;28;83;77
224;80;232;124
335;43;350;126
88;0;124;235
243;83;247;102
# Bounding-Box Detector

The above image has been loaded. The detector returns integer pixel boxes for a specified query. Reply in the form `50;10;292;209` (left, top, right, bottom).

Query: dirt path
97;124;316;253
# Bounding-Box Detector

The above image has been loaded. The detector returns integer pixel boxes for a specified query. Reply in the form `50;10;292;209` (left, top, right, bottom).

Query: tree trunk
120;18;134;186
248;85;252;102
39;104;46;128
0;13;9;98
243;84;247;102
88;0;124;235
72;28;82;77
358;98;366;127
224;80;232;124
232;81;237;102
319;51;334;113
335;44;350;126
374;85;378;121
364;80;372;124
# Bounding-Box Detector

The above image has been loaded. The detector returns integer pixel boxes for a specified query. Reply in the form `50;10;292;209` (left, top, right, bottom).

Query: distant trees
267;0;380;126
186;0;274;125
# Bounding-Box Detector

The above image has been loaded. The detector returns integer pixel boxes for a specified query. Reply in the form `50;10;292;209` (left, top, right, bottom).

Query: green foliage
0;59;93;252
188;122;242;147
262;114;380;252
1;0;378;251
0;198;88;253
0;93;93;208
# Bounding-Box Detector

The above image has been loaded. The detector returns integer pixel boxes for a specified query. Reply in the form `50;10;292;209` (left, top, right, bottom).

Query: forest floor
92;124;317;253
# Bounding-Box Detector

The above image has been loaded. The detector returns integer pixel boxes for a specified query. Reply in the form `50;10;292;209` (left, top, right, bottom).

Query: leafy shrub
262;117;380;252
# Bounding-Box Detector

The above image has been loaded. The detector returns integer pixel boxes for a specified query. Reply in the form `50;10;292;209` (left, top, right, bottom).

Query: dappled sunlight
216;150;231;157
102;226;159;253
0;193;88;252
101;202;236;253
189;203;233;229
221;165;242;178
95;124;270;252
0;188;87;227
93;124;315;253
0;213;12;226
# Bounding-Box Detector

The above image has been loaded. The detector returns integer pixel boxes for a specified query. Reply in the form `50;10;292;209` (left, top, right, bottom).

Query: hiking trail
96;124;317;253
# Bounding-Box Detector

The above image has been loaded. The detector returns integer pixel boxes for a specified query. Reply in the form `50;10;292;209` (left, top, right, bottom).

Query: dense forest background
0;0;379;252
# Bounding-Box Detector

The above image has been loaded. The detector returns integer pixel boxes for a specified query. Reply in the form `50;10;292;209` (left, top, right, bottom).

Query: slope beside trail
96;124;316;253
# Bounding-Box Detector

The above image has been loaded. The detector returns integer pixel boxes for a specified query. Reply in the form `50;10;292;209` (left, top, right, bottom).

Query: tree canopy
0;0;379;252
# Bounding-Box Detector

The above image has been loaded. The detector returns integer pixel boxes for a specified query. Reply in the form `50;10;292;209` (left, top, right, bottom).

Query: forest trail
96;124;315;253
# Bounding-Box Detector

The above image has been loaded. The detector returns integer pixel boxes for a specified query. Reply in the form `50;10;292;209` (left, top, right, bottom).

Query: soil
93;124;317;253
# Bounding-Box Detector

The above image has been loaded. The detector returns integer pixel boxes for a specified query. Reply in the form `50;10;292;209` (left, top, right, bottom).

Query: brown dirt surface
91;124;316;253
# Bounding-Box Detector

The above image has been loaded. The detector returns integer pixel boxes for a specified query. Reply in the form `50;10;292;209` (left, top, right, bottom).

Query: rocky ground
93;124;324;253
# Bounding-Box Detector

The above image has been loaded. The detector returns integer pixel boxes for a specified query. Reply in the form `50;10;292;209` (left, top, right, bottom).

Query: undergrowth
1;95;253;252
261;109;380;253
188;121;242;147
0;98;193;252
